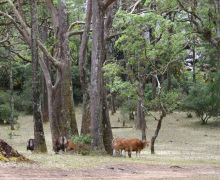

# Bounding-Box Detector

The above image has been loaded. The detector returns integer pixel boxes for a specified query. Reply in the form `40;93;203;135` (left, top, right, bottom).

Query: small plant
69;135;92;155
71;134;92;145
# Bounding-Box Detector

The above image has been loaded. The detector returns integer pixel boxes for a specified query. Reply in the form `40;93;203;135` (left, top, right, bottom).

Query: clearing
0;110;220;179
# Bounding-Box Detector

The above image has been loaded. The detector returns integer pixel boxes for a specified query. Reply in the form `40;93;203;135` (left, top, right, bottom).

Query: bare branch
5;0;61;68
129;0;141;14
10;49;31;63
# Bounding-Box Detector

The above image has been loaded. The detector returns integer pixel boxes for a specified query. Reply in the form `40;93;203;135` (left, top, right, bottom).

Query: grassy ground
0;108;220;170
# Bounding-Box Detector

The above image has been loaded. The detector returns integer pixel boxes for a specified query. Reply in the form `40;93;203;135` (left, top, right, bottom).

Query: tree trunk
9;56;15;130
30;0;47;153
90;0;105;150
110;92;116;115
136;80;146;140
39;16;49;123
57;0;78;137
81;90;91;134
102;86;113;154
151;107;166;154
79;0;92;135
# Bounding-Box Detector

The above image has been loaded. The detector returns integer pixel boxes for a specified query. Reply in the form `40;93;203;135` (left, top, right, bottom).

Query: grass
0;108;220;169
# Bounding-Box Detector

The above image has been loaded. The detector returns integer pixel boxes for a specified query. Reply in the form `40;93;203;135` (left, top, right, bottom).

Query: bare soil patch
0;162;220;179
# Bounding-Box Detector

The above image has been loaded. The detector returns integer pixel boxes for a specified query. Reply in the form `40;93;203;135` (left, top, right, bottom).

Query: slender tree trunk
110;92;116;115
136;81;146;140
9;56;15;130
79;0;92;135
39;18;49;123
81;91;91;134
30;0;47;153
151;106;166;154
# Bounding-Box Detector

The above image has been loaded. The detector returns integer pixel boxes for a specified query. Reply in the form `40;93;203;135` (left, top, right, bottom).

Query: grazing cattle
27;138;35;151
66;140;77;152
112;138;126;156
123;138;149;158
112;138;149;158
54;136;67;153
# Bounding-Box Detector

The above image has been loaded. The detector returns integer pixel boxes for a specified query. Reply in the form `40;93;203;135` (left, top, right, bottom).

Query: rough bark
57;0;78;137
39;15;49;123
79;0;92;135
90;0;105;150
150;109;166;154
30;0;47;153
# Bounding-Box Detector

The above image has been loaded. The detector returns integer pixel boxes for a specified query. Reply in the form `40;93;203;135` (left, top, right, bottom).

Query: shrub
182;76;220;124
71;134;92;145
0;91;18;124
70;135;92;155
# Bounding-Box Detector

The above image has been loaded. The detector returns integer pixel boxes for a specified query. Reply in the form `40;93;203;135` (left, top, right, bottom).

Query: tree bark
90;0;105;150
30;0;47;153
57;0;78;137
39;14;49;123
79;0;92;135
9;54;15;130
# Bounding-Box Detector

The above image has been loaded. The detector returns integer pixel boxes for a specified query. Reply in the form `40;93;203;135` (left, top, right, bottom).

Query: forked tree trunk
30;0;47;153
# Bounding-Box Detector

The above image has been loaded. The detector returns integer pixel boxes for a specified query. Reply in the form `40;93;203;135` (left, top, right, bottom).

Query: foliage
71;134;92;145
0;91;18;124
182;73;220;124
146;90;180;112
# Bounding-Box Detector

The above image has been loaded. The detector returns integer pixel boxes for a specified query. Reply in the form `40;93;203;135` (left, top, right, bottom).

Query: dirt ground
1;162;220;179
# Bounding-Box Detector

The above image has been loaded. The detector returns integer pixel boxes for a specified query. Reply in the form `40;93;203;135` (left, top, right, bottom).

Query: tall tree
30;0;47;153
90;0;116;153
79;0;92;135
0;0;79;151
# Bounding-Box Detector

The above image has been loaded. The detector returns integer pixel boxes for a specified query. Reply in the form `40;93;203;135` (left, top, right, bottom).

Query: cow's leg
128;150;131;158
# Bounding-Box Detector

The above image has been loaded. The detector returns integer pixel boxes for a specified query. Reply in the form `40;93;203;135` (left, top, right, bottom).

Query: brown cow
112;138;126;156
66;140;77;152
123;138;149;158
112;138;149;158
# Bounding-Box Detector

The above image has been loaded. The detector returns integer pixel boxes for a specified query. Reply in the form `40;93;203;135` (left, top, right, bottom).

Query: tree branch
103;0;117;10
129;0;142;14
68;21;85;32
0;33;9;43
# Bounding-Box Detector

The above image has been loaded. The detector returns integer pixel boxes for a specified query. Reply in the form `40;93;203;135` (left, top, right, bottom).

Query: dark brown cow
27;138;35;151
54;136;67;153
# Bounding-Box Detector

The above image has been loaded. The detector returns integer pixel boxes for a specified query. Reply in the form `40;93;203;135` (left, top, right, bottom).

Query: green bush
0;91;19;124
182;74;220;124
71;134;92;145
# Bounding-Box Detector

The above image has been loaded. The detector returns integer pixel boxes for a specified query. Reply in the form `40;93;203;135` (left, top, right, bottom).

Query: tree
79;0;92;135
0;0;78;151
30;0;47;153
90;0;116;153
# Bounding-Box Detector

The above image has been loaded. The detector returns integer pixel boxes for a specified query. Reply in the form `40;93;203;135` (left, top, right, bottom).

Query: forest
0;0;220;179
